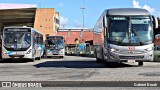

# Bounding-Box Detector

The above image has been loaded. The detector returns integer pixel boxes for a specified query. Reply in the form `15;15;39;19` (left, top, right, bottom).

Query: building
34;8;60;39
0;4;60;58
0;4;60;40
57;29;94;46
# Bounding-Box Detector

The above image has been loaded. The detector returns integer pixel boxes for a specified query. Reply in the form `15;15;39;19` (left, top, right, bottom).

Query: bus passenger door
33;34;38;58
103;36;108;60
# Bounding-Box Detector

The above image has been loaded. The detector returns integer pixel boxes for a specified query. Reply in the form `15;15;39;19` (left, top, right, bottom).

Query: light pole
80;0;85;37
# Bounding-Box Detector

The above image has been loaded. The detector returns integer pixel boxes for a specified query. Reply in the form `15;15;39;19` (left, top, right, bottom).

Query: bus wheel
37;56;41;60
30;58;35;62
47;56;51;58
138;62;143;66
60;56;64;58
96;58;102;63
95;50;103;63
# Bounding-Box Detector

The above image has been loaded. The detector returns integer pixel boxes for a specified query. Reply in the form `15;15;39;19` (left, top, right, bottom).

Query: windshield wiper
131;28;144;45
118;31;129;45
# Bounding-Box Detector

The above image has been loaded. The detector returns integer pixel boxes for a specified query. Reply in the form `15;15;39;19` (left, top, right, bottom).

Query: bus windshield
131;17;152;44
4;28;31;51
108;17;129;45
108;16;152;46
46;37;64;49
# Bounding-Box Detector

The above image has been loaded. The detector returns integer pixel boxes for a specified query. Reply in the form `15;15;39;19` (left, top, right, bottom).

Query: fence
65;44;95;57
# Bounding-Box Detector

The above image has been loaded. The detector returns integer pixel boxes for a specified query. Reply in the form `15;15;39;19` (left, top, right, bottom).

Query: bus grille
119;51;144;54
52;54;59;55
9;55;24;58
119;56;144;59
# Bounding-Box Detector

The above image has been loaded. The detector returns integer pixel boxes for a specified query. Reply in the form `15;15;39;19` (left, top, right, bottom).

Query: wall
34;8;60;40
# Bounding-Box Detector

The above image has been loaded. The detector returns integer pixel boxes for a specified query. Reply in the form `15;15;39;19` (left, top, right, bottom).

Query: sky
0;0;160;29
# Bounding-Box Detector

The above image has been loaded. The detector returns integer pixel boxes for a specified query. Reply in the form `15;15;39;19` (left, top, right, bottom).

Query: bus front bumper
104;50;154;62
2;53;33;60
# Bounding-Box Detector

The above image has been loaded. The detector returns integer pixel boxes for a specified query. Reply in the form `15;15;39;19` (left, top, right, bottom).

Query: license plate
14;57;19;58
16;52;20;54
127;60;135;63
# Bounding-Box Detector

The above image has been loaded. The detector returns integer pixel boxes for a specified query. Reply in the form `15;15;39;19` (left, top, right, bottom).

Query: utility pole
80;0;85;37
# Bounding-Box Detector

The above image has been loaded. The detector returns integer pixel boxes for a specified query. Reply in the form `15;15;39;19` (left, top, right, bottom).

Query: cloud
133;0;141;8
0;3;37;9
59;2;64;7
60;16;69;28
73;20;83;28
60;18;89;29
143;4;155;13
133;0;155;13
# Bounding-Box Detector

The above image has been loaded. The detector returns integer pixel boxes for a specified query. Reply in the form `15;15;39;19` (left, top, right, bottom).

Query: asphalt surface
0;56;160;89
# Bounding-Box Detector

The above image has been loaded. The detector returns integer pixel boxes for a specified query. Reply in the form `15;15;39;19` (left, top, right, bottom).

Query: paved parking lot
0;56;160;82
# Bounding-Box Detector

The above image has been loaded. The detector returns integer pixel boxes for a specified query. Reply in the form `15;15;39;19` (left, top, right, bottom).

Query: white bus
2;26;45;61
45;36;65;58
94;8;158;66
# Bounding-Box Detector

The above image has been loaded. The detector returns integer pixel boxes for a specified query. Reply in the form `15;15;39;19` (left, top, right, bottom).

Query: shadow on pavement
105;62;137;68
34;60;137;68
0;59;32;63
42;57;63;59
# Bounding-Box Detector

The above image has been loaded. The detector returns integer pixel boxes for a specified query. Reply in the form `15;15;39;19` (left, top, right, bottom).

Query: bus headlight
26;49;32;54
60;49;64;54
47;50;52;55
145;47;153;52
110;48;118;52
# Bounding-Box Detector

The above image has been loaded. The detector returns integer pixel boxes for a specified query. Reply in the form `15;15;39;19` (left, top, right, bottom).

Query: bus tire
60;56;64;58
95;51;103;63
96;58;102;63
47;56;51;58
30;58;35;62
37;56;41;60
138;62;143;66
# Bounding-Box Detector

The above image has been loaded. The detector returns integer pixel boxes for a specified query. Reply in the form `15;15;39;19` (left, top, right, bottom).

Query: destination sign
113;17;126;20
5;28;31;32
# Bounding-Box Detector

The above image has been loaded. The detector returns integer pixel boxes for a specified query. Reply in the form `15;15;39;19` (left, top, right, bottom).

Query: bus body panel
94;8;154;63
2;27;44;60
103;44;154;62
2;46;33;59
46;48;65;57
45;36;65;57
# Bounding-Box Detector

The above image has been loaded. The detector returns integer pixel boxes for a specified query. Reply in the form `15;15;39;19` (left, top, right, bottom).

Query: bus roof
4;26;43;35
106;8;150;16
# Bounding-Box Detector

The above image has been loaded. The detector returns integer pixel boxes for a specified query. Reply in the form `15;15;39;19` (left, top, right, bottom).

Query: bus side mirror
152;16;158;29
103;16;107;28
0;35;2;40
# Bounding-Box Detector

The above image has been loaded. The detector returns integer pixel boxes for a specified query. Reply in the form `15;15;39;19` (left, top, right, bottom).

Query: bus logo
129;51;133;54
128;47;135;50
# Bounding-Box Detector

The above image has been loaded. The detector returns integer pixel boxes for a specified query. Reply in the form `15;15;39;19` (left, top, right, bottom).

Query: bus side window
34;33;38;45
39;35;43;44
34;36;37;45
35;33;39;44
